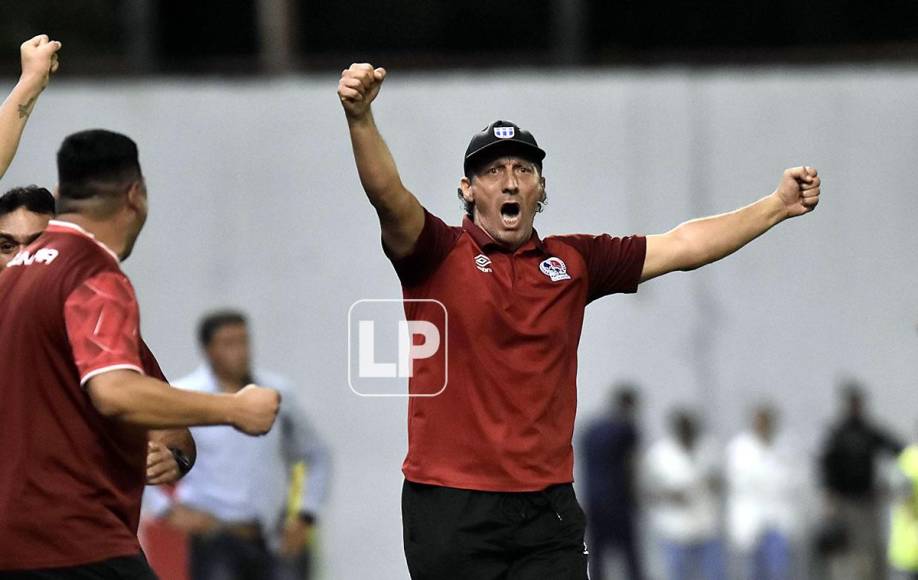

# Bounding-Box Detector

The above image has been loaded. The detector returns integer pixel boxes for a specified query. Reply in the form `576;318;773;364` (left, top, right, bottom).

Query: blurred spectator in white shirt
726;405;803;580
643;409;726;580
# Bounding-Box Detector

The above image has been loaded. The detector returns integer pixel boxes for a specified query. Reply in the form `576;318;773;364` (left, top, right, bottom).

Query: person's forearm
347;113;409;215
0;75;45;178
90;371;238;429
671;194;787;270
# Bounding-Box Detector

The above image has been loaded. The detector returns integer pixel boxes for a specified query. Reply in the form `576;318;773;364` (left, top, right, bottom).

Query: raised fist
338;63;387;120
20;34;61;90
774;166;821;218
232;384;281;436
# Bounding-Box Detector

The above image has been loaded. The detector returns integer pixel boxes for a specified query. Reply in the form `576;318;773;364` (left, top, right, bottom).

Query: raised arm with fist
0;34;62;179
337;63;425;258
20;34;61;94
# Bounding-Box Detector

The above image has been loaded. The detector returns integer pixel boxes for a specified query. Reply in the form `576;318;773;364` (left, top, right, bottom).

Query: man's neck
471;215;532;252
55;213;126;260
213;369;247;393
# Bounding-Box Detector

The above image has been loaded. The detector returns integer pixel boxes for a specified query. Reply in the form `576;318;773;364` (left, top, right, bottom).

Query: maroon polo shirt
0;221;153;570
388;209;646;492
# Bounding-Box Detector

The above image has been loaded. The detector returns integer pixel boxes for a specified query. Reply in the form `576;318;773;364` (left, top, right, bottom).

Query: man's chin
479;215;532;248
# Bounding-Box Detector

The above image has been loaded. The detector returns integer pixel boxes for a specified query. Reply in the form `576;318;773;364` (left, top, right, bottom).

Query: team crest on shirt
494;126;515;139
539;257;571;282
474;253;492;273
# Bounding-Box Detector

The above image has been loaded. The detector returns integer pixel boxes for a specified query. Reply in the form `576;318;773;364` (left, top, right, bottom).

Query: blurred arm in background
279;387;332;557
641;166;821;282
0;35;61;179
338;63;425;260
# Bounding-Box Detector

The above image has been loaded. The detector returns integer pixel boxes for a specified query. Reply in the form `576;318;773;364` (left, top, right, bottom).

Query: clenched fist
774;166;821;218
231;384;281;436
338;63;386;120
20;34;61;91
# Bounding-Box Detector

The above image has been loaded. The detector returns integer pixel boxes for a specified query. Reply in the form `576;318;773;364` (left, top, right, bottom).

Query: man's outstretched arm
338;63;424;259
88;370;280;435
641;166;821;282
0;35;61;180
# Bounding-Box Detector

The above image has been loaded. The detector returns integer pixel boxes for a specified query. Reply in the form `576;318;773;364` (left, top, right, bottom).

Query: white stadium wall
5;67;918;579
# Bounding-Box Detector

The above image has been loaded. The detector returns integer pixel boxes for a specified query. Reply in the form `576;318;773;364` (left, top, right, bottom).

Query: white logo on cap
474;254;492;273
540;257;571;282
494;126;515;139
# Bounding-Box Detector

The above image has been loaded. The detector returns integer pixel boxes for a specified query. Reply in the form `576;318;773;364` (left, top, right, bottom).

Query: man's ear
125;180;147;213
539;176;547;203
459;176;474;204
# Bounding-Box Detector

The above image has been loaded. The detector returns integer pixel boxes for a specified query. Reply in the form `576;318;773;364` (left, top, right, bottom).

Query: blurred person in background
643;409;726;580
144;310;331;580
581;384;645;580
888;422;918;580
819;381;903;580
725;404;802;580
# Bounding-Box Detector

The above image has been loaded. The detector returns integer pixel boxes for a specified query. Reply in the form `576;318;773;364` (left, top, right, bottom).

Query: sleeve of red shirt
384;208;461;287
64;270;145;386
558;234;647;302
139;338;169;382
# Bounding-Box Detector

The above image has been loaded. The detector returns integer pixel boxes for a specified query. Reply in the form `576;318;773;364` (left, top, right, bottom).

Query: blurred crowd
580;382;918;580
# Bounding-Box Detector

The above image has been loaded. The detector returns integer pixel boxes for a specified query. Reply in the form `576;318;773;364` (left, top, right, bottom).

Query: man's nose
501;171;519;193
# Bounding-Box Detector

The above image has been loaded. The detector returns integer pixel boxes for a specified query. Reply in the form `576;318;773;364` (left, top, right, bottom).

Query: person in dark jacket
819;381;903;580
582;384;644;580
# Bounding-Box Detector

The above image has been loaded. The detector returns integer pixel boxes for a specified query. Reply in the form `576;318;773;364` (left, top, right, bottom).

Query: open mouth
500;201;521;228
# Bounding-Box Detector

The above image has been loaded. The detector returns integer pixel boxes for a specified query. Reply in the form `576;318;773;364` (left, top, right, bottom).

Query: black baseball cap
463;120;546;177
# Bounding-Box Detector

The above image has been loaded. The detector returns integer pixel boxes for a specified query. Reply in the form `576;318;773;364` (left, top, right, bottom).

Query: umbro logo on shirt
474;254;492;273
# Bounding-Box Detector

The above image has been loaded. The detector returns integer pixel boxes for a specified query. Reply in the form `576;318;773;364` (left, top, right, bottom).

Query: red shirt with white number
0;220;154;570
388;210;646;492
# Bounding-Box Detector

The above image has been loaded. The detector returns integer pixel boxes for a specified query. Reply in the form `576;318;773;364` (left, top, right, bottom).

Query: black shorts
0;553;157;580
402;479;589;580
